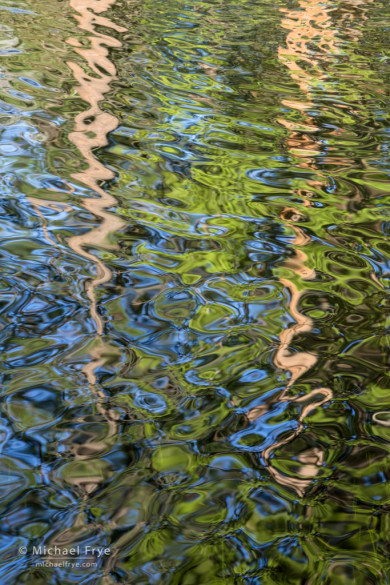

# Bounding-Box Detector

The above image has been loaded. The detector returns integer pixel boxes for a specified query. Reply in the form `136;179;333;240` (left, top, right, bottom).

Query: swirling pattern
0;0;389;583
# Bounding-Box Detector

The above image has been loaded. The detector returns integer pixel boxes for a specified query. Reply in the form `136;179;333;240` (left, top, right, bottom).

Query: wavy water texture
67;0;126;337
258;0;374;498
258;0;366;496
0;0;390;583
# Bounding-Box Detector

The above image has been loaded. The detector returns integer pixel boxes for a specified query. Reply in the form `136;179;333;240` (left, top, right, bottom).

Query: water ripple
0;0;390;583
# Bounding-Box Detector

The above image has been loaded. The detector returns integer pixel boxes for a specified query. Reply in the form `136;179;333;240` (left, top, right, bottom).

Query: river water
0;0;390;583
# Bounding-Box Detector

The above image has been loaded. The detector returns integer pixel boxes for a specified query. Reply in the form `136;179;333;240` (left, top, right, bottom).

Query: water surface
0;0;390;583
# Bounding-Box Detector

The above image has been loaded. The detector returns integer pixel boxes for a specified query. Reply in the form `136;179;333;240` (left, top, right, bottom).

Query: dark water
1;0;390;582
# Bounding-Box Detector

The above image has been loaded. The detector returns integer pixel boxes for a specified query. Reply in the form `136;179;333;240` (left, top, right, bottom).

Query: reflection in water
0;0;390;582
64;0;124;500
67;0;126;338
259;0;374;495
263;216;331;495
40;1;126;556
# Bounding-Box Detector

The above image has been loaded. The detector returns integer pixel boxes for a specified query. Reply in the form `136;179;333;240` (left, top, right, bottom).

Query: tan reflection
252;0;372;495
67;0;125;397
45;1;126;554
66;3;125;487
372;412;390;427
67;0;126;336
262;213;331;496
58;0;124;490
278;0;372;178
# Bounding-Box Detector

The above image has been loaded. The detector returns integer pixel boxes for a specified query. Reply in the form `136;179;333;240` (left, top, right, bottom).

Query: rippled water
1;0;390;582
